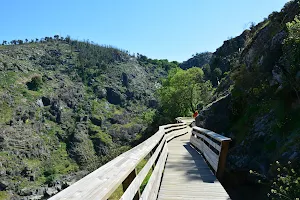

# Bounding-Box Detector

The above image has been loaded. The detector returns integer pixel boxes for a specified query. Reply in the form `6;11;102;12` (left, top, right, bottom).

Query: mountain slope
0;39;175;199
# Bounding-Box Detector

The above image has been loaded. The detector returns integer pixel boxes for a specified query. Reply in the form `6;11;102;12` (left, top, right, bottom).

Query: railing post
216;140;230;180
122;168;140;200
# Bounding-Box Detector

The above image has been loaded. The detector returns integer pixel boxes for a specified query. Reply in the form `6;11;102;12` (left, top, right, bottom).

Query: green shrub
0;191;9;200
26;75;43;91
268;161;300;199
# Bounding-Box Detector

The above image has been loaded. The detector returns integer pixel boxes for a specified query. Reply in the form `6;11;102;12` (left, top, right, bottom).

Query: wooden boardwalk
50;118;231;200
157;127;230;200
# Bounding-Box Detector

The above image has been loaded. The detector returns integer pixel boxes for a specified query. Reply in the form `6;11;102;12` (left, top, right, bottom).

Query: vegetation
0;35;172;199
268;161;300;200
26;75;43;91
281;15;300;100
0;1;300;199
157;67;213;121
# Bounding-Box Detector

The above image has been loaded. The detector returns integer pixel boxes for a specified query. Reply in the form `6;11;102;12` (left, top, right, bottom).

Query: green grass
0;102;12;123
0;71;17;88
136;157;153;193
108;185;124;200
46;142;79;175
108;157;153;199
89;122;113;146
0;191;10;200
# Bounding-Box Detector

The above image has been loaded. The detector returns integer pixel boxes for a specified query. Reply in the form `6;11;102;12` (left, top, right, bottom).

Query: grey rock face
94;87;107;99
105;87;124;105
45;187;58;197
196;94;231;133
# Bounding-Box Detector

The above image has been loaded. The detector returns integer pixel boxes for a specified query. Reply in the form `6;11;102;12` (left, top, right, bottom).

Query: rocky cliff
195;1;300;198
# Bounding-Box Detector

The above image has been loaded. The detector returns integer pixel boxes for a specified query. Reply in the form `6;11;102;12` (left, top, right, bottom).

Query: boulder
45;187;58;197
108;114;129;125
93;86;107;99
36;99;44;107
90;117;102;126
0;180;8;190
122;72;129;87
19;187;33;196
41;97;51;106
148;99;158;108
125;90;134;100
105;87;124;105
196;94;231;133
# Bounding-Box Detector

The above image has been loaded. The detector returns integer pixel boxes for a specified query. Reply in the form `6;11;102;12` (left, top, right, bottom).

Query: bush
268;161;300;199
26;75;43;91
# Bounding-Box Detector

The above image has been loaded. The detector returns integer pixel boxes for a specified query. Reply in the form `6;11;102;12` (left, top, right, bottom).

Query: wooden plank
202;143;219;172
193;131;221;152
190;135;203;152
157;130;230;200
164;125;187;133
120;136;167;200
122;168;140;200
190;136;219;172
49;129;165;200
149;148;168;200
216;140;230;180
166;128;188;142
160;123;186;130
193;126;231;142
140;144;168;200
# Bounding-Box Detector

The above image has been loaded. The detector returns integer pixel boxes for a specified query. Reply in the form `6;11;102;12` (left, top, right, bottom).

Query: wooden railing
190;126;231;179
50;122;188;200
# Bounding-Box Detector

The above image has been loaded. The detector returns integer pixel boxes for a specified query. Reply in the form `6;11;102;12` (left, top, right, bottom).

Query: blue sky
0;0;289;62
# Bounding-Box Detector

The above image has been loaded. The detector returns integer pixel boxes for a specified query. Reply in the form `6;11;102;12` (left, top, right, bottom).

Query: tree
11;40;17;45
213;68;222;79
65;35;71;43
54;35;59;40
158;67;213;120
18;40;23;44
249;22;256;30
2;40;7;45
25;39;28;43
35;38;39;43
281;15;300;100
202;64;211;77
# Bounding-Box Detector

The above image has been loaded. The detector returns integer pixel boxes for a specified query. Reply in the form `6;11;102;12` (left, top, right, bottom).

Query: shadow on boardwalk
158;131;230;200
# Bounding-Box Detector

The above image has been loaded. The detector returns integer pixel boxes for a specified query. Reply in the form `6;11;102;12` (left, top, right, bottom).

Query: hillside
0;38;177;199
193;1;300;199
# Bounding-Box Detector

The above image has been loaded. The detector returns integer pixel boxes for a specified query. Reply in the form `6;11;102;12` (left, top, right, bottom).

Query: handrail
190;126;231;179
50;122;188;200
